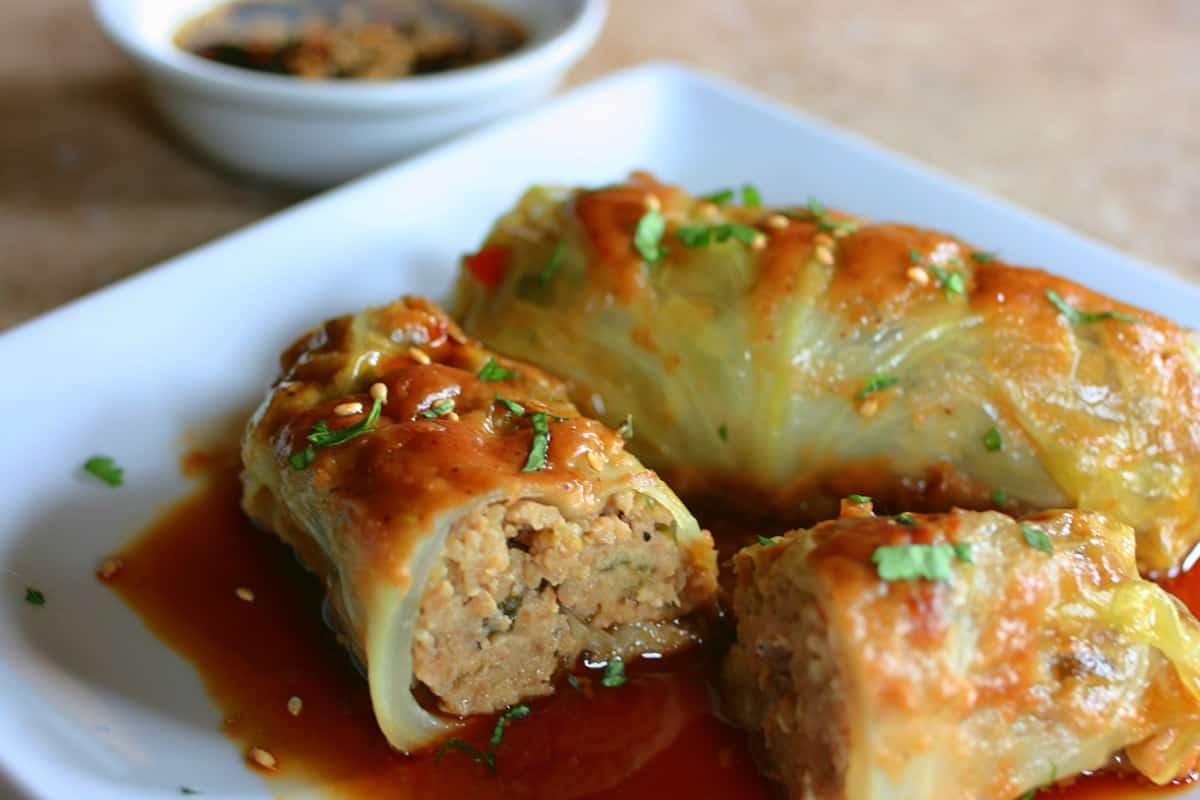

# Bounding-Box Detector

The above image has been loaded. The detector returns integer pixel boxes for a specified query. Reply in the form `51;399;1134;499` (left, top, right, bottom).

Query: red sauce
103;455;1200;799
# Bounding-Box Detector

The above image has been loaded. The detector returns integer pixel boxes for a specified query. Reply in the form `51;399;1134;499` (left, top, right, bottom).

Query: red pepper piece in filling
464;245;511;289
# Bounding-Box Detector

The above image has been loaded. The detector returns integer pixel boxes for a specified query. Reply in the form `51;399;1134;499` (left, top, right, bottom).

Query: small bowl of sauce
92;0;606;186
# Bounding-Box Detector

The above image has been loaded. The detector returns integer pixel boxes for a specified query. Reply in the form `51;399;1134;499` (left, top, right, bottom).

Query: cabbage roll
241;297;718;752
723;504;1200;800
452;173;1200;573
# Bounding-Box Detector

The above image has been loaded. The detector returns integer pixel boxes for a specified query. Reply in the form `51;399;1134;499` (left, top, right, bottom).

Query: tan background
2;0;1197;331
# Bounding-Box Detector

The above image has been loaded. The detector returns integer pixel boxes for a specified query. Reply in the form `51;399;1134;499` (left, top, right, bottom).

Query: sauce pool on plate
175;0;527;81
101;455;1197;799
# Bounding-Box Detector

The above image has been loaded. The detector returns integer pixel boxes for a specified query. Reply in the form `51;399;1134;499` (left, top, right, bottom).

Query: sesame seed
448;329;468;344
408;347;432;365
586;451;605;471
764;214;789;229
858;397;880;418
698;202;719;219
907;266;931;285
236;587;255;603
643;194;661;212
446;411;460;422
815;246;834;265
287;696;303;716
751;234;768;251
333;401;363;417
813;233;835;248
248;747;277;770
370;382;388;403
97;557;123;580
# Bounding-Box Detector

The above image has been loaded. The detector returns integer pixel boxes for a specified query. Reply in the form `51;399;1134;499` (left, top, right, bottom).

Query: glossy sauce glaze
105;456;1195;799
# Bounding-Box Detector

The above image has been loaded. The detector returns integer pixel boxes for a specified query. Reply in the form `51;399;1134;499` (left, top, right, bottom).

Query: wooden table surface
2;0;1197;331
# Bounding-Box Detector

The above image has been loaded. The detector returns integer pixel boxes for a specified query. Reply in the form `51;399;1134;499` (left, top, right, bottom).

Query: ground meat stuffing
411;491;703;715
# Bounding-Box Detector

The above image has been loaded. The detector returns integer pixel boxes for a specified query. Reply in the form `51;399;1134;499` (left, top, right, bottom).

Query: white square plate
2;62;1197;800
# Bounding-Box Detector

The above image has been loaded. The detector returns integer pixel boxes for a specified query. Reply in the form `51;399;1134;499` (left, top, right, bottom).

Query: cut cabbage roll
452;173;1200;573
723;504;1200;800
241;297;718;752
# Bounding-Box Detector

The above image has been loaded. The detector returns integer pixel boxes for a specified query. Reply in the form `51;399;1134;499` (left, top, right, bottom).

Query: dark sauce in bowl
174;0;527;81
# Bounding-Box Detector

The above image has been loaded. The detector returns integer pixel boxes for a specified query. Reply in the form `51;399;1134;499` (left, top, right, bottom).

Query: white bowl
91;0;607;187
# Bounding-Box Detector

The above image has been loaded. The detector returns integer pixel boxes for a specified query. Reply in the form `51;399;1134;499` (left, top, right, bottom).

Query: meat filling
412;491;706;715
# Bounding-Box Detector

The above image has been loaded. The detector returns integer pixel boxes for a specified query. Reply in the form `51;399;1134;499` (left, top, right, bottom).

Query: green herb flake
495;395;526;415
521;411;550;472
676;223;761;249
908;248;923;263
970;250;996;264
25;587;45;606
1045;289;1137;325
982;427;1003;452
856;374;899;400
633;209;667;264
757;535;774;546
478;358;517;382
180;789;200;796
992;488;1008;507
435;738;496;773
490;704;531;747
870;543;972;582
953;542;975;564
566;674;581;690
741;184;762;207
419;398;456;419
1021;524;1054;553
83;456;124;487
536;241;566;286
718;423;729;441
896;512;918;526
701;188;734;205
847;494;871;504
806;198;859;235
291;396;383;469
928;265;966;299
617;414;634;441
600;657;627;688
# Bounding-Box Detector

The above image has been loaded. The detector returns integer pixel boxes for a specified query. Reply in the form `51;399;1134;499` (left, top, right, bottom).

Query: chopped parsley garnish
718;423;729;441
757;535;774;546
25;587;45;606
566;674;581;690
992;488;1008;506
982;427;1003;452
856;374;899;400
741;184;762;207
617;413;634;440
633;209;667;264
675;222;760;248
909;248;923;263
928;265;966;299
419;399;455;419
521;412;550;472
1021;524;1054;553
871;542;973;582
701;188;734;204
83;456;124;487
289;396;383;470
847;494;871;504
970;250;996;264
495;395;526;415
896;512;918;526
478;358;517;382
600;657;627;688
535;241;566;286
489;704;531;747
806;198;858;235
435;738;495;773
1045;289;1137;324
